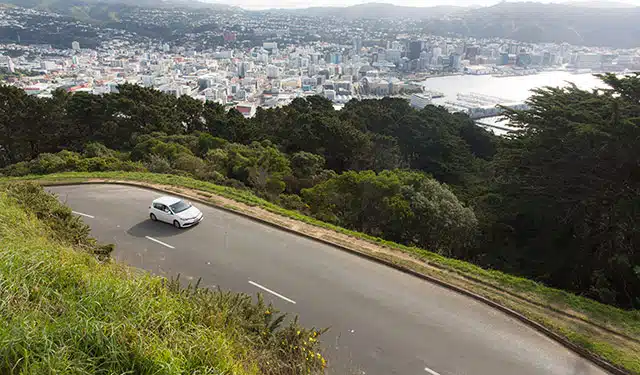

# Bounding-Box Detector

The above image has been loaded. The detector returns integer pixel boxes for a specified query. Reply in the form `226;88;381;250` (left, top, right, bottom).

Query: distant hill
3;0;232;13
274;3;468;19
277;1;640;48
436;2;640;47
560;0;636;8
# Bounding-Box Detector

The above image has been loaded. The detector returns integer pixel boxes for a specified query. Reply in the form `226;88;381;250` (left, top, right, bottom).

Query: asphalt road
48;184;609;375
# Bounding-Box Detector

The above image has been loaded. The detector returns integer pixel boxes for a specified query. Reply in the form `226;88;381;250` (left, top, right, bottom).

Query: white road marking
424;367;441;375
145;236;175;249
72;211;95;219
248;280;296;304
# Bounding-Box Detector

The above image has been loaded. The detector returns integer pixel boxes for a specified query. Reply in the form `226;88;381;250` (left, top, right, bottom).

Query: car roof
152;196;182;206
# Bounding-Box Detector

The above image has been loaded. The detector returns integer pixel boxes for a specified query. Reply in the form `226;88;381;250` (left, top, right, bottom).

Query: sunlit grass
0;186;326;374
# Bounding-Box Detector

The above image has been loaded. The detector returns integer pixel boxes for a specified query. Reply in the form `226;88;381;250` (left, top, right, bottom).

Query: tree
302;169;477;255
482;73;640;308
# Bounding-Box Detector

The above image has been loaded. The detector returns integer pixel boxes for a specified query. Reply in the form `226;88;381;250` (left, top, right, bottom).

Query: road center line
248;280;296;304
72;211;95;219
145;236;175;249
424;366;441;375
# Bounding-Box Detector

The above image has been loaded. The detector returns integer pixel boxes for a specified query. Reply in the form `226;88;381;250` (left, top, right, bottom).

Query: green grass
2;171;640;374
0;183;326;375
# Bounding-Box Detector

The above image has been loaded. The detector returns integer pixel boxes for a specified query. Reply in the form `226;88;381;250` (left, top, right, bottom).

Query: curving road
48;184;609;375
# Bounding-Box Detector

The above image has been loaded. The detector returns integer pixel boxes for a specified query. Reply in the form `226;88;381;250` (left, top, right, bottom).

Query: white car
149;196;203;228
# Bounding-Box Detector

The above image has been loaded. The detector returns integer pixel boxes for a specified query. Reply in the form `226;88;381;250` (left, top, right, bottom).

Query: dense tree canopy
476;74;640;308
1;74;638;308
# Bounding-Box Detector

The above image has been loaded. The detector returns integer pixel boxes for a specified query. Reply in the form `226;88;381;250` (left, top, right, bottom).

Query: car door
153;203;170;223
160;205;174;223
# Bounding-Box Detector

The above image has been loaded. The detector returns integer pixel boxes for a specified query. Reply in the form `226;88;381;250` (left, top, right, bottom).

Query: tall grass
0;183;326;375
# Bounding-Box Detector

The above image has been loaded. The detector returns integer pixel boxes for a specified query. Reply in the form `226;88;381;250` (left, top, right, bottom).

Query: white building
40;60;57;71
575;53;602;69
324;89;336;101
213;50;233;59
72;41;80;51
266;64;280;79
384;49;402;64
410;93;432;109
263;42;278;51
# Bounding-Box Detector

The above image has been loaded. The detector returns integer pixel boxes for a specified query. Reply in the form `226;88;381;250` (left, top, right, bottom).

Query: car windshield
170;200;191;213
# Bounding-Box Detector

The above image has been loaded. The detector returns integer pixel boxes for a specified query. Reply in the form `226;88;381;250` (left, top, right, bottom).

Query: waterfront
422;71;609;135
422;71;607;104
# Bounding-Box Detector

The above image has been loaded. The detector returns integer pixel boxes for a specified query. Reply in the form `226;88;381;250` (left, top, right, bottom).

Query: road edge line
41;180;630;375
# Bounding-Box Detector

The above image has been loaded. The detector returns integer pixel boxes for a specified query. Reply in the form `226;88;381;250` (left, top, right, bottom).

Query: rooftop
152;196;182;205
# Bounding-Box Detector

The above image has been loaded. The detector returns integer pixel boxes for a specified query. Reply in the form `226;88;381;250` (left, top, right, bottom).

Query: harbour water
421;71;608;135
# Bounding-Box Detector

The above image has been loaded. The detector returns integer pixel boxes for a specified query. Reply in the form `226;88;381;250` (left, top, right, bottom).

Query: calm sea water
421;71;608;135
423;71;607;103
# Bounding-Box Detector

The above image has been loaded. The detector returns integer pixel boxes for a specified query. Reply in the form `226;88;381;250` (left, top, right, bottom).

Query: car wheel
150;213;157;221
173;220;181;229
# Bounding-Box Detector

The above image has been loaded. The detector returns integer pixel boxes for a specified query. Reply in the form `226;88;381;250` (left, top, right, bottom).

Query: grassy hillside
3;172;638;374
0;182;326;374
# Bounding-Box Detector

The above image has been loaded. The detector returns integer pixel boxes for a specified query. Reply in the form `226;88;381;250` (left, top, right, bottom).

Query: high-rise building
237;61;251;78
385;49;402;64
330;52;342;64
409;40;422;60
72;41;80;51
499;52;509;66
7;57;15;73
464;46;479;60
516;53;532;67
449;53;461;71
352;37;362;54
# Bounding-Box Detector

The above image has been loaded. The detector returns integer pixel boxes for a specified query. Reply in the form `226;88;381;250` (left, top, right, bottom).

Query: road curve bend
48;184;610;375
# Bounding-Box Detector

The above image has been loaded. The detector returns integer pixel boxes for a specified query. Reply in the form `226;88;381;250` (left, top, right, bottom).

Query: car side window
153;203;163;210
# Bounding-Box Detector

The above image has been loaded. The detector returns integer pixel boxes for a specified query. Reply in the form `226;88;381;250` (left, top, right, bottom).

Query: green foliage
303;169;478;255
83;141;116;158
145;154;173;174
3;182;113;259
2;76;639;310
0;190;326;374
197;132;227;156
479;73;640;308
1;150;145;177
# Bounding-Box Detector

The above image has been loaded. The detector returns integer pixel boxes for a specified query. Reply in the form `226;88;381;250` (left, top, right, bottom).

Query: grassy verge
0;182;326;375
2;171;639;374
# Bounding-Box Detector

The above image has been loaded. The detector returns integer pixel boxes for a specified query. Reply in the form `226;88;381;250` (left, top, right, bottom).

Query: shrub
145;154;173;174
83;142;115;158
222;178;249;190
173;154;206;176
197;133;227;156
33;153;66;174
2;161;31;176
3;182;113;259
279;194;309;212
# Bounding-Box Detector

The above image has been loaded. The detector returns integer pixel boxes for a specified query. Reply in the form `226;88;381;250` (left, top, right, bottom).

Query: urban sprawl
2;4;639;120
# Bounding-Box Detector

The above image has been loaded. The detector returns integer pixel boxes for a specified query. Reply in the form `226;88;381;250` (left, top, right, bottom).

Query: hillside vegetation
0;74;638;312
0;182;326;374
